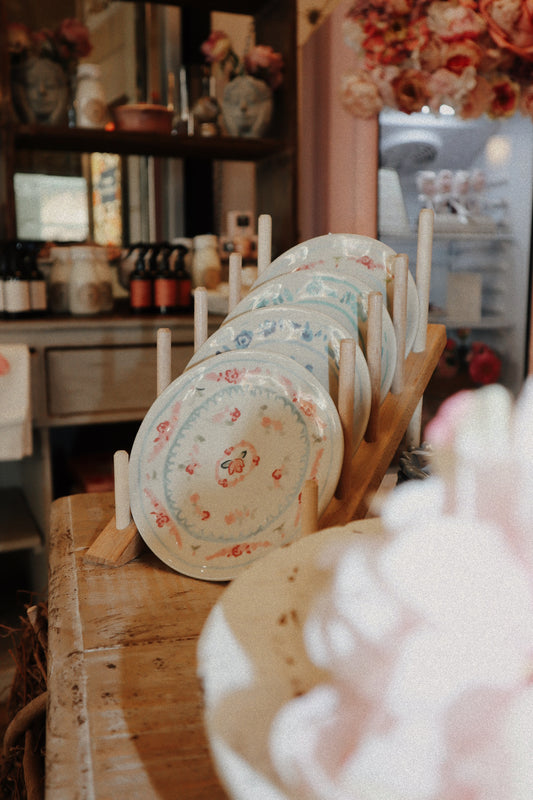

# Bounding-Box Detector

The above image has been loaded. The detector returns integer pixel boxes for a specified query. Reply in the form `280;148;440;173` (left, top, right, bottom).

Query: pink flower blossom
488;74;521;117
427;64;477;111
340;71;384;119
392;68;431;113
200;30;232;64
468;343;502;384
55;18;92;59
480;0;533;58
427;0;486;42
270;382;533;799
244;45;284;89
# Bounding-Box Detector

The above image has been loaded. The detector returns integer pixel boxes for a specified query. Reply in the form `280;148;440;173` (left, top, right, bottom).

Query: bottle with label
75;64;108;128
25;241;48;316
153;244;178;315
173;244;192;313
129;245;152;314
69;246;102;315
192;234;221;290
49;246;72;314
4;242;31;318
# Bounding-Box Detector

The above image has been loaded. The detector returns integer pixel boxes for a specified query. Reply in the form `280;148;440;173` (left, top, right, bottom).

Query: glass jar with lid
69;246;101;315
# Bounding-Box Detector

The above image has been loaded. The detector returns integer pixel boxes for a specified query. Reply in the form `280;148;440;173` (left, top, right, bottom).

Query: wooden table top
46;491;228;799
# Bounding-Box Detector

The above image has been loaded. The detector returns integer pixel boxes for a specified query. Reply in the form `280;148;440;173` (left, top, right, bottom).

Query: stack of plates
128;233;419;581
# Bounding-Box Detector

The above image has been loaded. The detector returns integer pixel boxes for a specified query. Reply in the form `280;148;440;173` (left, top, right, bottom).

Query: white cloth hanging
0;344;32;460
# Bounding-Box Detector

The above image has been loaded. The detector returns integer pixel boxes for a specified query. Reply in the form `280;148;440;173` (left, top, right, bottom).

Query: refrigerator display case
377;109;533;403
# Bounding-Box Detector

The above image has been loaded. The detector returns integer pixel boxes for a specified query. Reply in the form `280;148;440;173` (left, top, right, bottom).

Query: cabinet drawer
46;345;193;417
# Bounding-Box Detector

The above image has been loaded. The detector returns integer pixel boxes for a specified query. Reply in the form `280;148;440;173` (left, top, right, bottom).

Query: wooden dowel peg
228;252;242;313
301;479;318;536
413;208;434;353
114;450;131;530
406;397;423;449
392;254;408;395
365;291;382;442
336;338;356;500
84;449;145;567
157;327;172;396
257;214;272;275
194;287;208;352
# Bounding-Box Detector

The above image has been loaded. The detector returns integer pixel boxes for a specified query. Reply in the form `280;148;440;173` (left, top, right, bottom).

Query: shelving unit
382;226;521;391
0;0;298;576
0;0;298;253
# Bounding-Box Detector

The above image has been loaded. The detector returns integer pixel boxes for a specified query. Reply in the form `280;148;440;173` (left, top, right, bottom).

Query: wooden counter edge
45;495;98;798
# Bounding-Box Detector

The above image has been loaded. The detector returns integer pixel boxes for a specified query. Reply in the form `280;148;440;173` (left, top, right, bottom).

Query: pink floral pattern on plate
129;351;343;581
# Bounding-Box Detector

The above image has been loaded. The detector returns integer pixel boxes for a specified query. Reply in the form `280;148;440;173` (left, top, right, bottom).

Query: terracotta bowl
113;104;173;134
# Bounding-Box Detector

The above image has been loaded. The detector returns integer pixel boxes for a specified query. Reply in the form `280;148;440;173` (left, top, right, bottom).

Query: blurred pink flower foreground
270;381;533;799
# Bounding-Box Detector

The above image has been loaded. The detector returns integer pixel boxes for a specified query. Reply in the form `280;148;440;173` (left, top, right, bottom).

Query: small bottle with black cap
129;245;152;314
172;243;192;313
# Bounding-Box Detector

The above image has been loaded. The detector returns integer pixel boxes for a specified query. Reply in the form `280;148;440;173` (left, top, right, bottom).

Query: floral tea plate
254;233;419;354
186;306;371;450
129;351;343;581
224;269;397;401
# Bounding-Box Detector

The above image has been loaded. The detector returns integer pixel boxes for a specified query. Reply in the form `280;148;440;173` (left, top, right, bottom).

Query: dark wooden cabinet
0;0;298;255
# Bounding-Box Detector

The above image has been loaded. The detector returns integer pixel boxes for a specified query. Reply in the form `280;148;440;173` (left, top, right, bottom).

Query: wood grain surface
47;492;227;799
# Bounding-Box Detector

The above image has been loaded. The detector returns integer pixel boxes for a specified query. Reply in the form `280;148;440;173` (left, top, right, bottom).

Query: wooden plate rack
84;210;446;569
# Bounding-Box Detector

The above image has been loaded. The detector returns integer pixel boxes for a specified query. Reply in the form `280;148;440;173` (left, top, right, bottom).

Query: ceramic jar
69;246;101;315
192;234;221;289
75;64;107;128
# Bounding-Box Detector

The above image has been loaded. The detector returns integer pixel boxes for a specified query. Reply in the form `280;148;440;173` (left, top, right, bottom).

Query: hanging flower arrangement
340;0;533;120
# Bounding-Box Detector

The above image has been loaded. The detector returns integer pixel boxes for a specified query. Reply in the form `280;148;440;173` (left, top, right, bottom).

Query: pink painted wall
299;2;378;241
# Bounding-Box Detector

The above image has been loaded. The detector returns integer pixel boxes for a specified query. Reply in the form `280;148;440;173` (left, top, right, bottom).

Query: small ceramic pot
113;104;173;134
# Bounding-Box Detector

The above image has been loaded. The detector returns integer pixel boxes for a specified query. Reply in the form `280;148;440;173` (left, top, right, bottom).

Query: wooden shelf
319;323;447;527
13;124;287;161
116;0;267;12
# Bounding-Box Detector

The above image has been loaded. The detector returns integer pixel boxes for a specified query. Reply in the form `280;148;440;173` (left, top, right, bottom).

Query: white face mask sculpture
12;55;69;125
222;74;273;138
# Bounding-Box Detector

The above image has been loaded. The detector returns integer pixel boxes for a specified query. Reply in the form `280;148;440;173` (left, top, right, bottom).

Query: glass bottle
26;241;48;316
173;244;192;313
4;242;31;319
154;244;178;315
129;246;152;314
